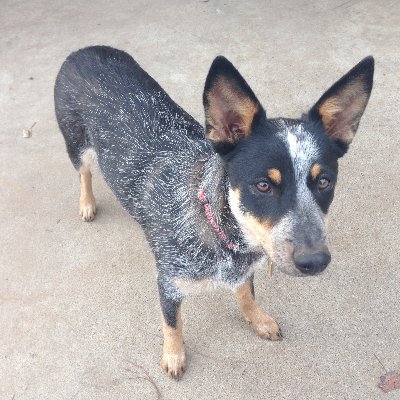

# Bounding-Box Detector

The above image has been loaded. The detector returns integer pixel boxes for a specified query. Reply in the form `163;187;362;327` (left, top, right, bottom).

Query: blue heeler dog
54;46;374;378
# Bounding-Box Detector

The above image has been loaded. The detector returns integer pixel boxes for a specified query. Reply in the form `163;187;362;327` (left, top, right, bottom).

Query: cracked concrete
1;0;399;399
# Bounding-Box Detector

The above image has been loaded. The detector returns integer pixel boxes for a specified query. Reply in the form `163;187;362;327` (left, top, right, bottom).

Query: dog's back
55;46;207;219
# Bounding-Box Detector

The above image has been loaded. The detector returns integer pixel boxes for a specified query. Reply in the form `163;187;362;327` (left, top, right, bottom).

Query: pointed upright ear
309;56;374;147
203;56;263;153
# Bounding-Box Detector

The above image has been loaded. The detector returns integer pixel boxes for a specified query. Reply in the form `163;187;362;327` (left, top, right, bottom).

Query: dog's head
203;56;374;276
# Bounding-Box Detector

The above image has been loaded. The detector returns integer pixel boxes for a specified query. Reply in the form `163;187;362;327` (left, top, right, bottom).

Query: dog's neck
197;153;247;252
198;154;227;216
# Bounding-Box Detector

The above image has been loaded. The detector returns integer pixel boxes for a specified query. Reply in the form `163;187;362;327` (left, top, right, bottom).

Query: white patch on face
287;131;298;157
282;124;320;207
286;127;318;176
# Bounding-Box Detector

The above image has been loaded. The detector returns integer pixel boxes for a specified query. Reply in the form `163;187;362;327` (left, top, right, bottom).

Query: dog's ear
203;56;262;154
309;56;374;148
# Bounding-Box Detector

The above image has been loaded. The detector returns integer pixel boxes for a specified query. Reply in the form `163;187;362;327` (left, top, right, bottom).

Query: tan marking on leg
267;168;281;185
161;307;186;379
236;279;282;341
310;163;321;180
79;166;96;222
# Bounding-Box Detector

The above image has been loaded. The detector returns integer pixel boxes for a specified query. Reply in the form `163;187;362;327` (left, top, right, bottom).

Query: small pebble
22;128;32;138
22;122;36;138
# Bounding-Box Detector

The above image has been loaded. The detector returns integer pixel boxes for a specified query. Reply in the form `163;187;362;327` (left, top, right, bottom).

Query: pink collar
198;189;238;252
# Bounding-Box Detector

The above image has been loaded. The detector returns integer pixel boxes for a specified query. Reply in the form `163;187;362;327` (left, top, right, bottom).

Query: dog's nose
294;249;331;275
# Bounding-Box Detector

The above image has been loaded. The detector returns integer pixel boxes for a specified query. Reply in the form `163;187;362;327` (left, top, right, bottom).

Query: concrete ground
1;0;399;399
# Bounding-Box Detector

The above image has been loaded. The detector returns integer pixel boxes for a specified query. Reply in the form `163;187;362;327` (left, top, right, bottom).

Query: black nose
294;250;331;275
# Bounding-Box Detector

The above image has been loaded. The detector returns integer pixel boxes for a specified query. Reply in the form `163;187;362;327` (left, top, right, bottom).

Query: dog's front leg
236;274;282;341
157;276;186;379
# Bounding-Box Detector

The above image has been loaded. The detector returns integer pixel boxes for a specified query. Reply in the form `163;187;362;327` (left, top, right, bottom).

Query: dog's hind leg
56;110;97;222
158;277;186;379
236;274;282;341
79;149;97;222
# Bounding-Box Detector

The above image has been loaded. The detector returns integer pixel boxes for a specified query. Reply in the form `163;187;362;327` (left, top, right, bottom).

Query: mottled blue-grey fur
55;46;262;327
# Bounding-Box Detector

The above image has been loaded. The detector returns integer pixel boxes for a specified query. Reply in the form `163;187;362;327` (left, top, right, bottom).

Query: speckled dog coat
55;46;374;378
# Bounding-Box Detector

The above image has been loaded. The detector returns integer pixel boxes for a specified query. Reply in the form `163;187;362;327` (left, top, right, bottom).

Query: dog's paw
248;312;282;341
79;196;96;222
161;350;186;379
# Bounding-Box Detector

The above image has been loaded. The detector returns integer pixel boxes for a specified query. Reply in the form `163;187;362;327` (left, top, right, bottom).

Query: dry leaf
379;371;400;393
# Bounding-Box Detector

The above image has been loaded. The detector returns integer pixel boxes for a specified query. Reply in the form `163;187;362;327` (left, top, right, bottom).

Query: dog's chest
173;251;265;295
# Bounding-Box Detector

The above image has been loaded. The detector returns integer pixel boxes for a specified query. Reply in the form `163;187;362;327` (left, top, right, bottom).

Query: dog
54;46;374;379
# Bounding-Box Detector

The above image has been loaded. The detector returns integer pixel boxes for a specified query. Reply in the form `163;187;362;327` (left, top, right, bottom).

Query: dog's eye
318;177;330;190
256;181;271;193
